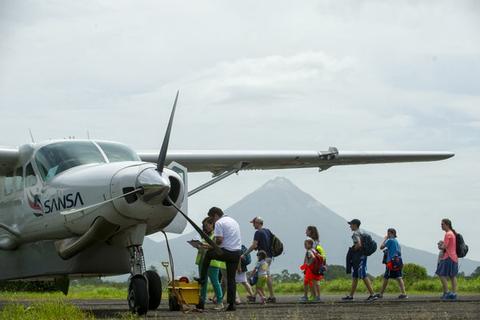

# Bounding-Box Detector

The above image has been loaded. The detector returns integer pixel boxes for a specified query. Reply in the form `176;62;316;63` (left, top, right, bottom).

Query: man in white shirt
199;207;242;311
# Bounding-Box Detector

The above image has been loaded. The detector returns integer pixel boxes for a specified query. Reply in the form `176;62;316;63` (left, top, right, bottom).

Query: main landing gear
127;246;162;315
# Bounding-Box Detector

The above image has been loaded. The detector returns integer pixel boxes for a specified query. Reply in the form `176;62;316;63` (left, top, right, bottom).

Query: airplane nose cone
137;168;170;205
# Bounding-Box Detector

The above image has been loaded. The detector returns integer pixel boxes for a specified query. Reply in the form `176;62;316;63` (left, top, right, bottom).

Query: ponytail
442;218;457;236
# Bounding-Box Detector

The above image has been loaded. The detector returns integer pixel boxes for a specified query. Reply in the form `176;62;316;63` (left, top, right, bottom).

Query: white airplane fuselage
0;140;186;257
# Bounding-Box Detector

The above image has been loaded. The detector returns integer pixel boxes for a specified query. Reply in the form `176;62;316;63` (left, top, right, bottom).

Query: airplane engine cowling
110;164;185;228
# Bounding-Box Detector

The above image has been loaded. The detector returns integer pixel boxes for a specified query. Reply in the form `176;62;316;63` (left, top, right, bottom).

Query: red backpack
310;250;325;275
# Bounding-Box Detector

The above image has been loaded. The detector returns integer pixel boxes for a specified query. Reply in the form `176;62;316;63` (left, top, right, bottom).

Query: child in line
251;250;270;304
299;239;322;302
437;240;445;265
236;245;255;304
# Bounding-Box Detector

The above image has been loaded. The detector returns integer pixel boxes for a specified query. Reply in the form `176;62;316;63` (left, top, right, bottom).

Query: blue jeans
200;266;223;303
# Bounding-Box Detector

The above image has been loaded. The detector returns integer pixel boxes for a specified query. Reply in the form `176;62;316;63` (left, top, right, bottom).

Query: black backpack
361;233;377;256
456;233;469;258
270;233;284;257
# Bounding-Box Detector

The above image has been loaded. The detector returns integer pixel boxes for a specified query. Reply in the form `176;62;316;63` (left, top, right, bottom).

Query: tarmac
2;294;479;319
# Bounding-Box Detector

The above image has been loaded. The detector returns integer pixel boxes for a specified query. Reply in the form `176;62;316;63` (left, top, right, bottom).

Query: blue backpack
240;245;252;271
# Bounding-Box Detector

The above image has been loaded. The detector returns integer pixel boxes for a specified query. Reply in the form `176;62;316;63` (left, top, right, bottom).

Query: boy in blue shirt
375;228;407;299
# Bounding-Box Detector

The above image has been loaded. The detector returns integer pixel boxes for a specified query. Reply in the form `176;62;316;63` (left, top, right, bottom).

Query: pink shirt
442;230;458;263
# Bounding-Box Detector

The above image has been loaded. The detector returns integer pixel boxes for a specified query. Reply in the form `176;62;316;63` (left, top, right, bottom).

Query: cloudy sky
1;1;479;261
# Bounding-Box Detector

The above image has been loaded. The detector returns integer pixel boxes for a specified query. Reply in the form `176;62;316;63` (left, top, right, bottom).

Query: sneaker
341;295;354;301
366;295;378;301
225;304;236;312
447;292;457;300
196;301;205;310
247;295;256;303
298;295;308;302
373;293;383;299
213;303;224;311
441;292;450;300
313;296;321;302
267;297;276;303
259;297;266;305
398;294;408;299
235;298;241;305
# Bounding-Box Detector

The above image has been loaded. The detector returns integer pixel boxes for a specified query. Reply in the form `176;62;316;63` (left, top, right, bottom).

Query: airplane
0;92;454;314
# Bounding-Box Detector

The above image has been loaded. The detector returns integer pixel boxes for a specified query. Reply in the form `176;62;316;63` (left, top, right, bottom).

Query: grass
0;301;94;320
0;277;478;300
0;284;127;300
237;277;480;295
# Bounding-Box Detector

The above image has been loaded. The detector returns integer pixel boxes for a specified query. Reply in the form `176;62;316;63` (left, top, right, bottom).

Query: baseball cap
348;219;361;227
250;216;264;224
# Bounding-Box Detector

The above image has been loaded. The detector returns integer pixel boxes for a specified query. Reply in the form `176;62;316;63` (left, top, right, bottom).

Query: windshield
35;141;106;181
97;142;141;162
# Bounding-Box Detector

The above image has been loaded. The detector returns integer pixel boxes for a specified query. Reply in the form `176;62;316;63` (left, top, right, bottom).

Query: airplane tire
128;275;149;315
145;270;162;310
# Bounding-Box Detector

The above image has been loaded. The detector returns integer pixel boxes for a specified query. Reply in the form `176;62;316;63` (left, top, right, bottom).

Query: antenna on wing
28;129;35;143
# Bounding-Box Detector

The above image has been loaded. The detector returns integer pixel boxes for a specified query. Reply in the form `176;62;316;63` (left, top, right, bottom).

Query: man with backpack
342;219;378;301
242;216;277;303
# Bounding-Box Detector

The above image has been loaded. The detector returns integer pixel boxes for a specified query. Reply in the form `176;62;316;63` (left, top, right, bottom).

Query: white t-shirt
214;215;242;251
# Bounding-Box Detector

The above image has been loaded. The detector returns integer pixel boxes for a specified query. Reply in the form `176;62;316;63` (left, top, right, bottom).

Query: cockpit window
35;141;106;181
97;142;140;162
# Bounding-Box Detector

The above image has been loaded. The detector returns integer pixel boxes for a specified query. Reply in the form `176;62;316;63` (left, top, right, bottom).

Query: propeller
157;90;179;173
154;91;222;254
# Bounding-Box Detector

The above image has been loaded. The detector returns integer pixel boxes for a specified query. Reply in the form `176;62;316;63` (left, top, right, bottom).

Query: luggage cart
162;261;200;311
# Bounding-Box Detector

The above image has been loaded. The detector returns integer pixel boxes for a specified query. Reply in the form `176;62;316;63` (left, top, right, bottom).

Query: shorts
384;267;403;279
256;276;268;289
352;256;367;279
235;272;247;283
436;257;458;277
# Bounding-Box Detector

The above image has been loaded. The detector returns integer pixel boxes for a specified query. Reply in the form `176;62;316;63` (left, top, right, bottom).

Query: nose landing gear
127;246;162;315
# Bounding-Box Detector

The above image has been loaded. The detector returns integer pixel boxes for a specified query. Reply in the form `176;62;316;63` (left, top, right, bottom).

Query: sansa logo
43;192;84;214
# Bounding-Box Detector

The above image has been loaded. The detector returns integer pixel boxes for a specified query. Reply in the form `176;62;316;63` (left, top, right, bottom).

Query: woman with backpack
436;218;458;300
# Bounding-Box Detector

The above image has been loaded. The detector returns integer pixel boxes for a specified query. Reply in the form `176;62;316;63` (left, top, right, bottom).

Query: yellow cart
162;262;200;311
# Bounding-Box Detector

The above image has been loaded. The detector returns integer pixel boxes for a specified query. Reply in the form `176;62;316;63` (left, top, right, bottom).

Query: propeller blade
157;91;179;173
167;197;222;255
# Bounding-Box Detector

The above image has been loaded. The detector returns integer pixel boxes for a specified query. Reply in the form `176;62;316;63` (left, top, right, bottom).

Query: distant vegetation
0;264;479;300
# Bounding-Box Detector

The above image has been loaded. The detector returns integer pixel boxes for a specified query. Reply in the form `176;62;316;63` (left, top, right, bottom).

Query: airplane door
24;162;44;217
163;162;188;233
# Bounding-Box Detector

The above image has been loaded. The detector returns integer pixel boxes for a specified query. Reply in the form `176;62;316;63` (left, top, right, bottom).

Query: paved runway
2;295;479;319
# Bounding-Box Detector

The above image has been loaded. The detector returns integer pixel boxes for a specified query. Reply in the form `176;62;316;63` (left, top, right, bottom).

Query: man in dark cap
242;216;276;303
342;219;377;301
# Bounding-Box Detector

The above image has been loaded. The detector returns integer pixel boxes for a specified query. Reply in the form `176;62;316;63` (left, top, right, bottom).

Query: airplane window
14;167;23;191
97;142;141;162
25;163;37;187
35;141;106;181
3;171;14;195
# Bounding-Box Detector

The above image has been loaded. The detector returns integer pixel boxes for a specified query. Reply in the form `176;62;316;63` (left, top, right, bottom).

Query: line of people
192;207;464;312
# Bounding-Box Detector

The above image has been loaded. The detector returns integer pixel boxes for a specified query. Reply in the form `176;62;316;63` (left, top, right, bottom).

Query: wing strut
188;164;246;197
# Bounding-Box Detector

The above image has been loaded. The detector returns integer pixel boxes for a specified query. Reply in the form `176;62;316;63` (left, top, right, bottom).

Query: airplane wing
0;147;19;175
138;148;454;174
0;146;455;175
